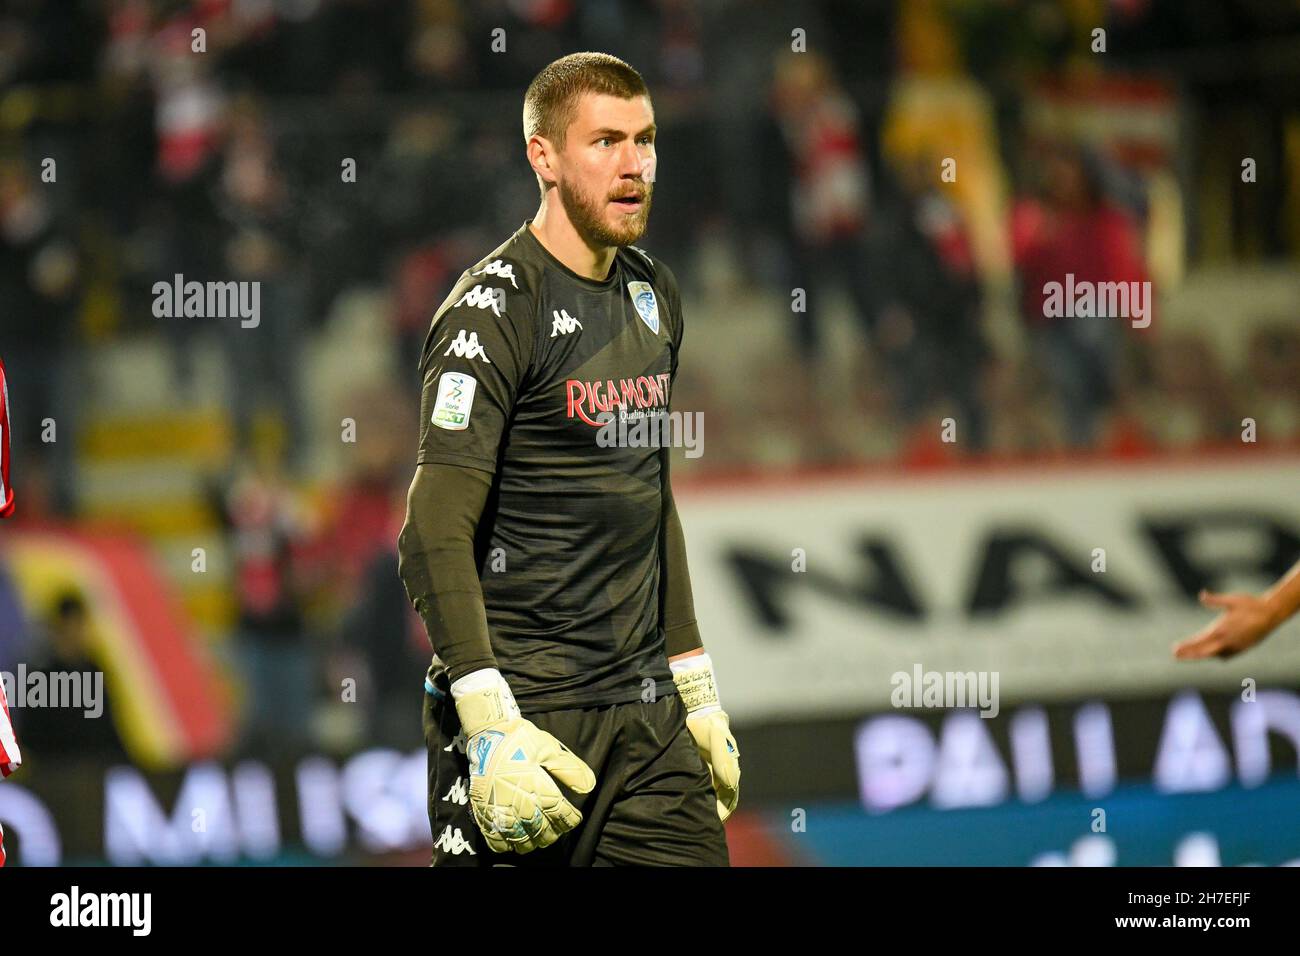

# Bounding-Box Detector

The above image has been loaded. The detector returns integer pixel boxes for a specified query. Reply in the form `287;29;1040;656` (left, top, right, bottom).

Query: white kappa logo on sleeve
432;372;477;430
443;329;491;363
453;284;506;316
471;259;519;288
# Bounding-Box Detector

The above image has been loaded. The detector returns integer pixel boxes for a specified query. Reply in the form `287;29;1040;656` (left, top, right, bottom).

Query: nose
618;140;645;179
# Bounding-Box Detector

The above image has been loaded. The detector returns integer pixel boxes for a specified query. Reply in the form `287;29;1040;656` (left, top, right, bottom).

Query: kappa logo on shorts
433;825;477;856
443;729;467;754
442;775;469;805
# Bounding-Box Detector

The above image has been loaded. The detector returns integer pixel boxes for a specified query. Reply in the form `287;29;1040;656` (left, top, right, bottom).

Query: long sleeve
653;257;702;659
397;462;498;683
659;446;702;659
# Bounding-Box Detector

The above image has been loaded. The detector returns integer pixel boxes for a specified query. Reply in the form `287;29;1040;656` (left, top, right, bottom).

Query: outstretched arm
1173;558;1300;660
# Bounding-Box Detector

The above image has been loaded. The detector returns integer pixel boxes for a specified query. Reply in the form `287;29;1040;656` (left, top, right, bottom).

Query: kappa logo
443;729;467;754
471;259;519;288
442;775;469;805
550;308;583;338
433;825;477;856
444;329;491;363
453;284;506;316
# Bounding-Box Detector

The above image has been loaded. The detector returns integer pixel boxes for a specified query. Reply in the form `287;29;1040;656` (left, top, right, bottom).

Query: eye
598;137;613;148
637;135;654;146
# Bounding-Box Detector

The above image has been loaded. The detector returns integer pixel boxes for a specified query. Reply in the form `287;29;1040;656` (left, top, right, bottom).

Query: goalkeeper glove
451;667;596;854
670;652;740;822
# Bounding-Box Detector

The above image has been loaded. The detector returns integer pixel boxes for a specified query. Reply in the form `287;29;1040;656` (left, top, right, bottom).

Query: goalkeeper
397;52;738;866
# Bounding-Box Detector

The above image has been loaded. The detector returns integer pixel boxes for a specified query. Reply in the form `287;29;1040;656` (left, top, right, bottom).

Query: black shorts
421;676;730;867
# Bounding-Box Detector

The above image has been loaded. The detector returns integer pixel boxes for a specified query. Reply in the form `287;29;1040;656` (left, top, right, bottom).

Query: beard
558;176;653;248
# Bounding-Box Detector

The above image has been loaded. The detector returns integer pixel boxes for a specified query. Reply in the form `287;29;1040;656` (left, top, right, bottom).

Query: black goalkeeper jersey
416;219;684;711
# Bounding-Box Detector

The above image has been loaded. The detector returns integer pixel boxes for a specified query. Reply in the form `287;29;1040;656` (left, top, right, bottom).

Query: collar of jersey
519;219;622;293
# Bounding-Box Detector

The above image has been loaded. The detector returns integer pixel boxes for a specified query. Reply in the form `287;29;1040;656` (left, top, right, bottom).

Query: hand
454;670;596;853
684;708;741;822
670;652;741;822
1173;589;1281;661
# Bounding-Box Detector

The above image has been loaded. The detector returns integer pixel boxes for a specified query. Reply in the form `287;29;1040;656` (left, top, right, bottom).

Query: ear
527;135;559;188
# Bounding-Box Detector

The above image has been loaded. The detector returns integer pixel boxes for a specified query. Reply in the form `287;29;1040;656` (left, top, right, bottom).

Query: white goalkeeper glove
451;668;596;854
670;652;741;822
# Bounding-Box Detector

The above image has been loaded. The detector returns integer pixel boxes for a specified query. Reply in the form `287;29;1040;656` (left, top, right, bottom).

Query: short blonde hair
523;52;650;150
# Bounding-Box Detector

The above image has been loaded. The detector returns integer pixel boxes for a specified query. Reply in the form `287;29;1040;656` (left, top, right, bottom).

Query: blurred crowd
1;0;1297;761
